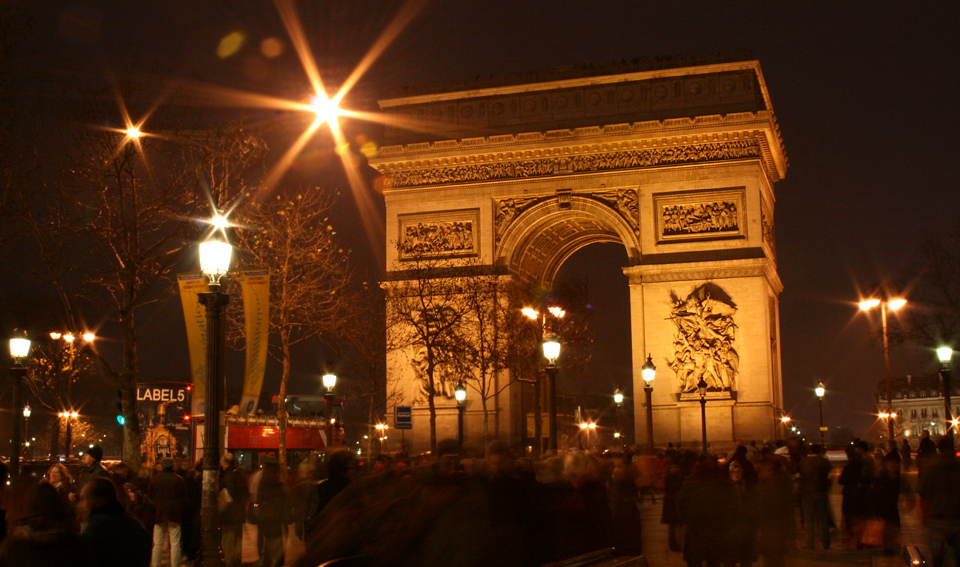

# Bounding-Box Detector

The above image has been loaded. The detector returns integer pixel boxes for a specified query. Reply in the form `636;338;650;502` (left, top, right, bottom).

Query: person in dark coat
0;481;90;567
43;463;78;528
918;430;938;476
798;443;832;550
77;445;110;491
252;460;291;567
303;450;358;537
660;456;685;552
79;477;151;567
219;453;249;567
123;483;156;538
607;455;642;556
755;455;794;567
901;439;914;472
676;456;729;567
919;435;960;567
148;458;188;567
722;461;758;567
725;445;758;487
873;452;912;553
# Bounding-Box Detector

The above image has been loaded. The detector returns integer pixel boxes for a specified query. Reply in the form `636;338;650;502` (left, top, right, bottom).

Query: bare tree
229;185;354;470
902;226;960;348
384;245;475;453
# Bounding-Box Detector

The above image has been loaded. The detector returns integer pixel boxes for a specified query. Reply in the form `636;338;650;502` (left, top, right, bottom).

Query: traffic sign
395;406;412;430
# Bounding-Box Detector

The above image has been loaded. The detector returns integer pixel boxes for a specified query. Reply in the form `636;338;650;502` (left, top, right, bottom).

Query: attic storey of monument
372;59;787;453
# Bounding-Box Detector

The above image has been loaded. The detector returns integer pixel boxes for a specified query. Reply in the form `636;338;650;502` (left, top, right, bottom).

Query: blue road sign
395;406;412;429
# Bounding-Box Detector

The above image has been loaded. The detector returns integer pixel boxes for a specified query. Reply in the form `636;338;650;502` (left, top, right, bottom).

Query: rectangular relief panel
398;209;480;259
655;187;746;243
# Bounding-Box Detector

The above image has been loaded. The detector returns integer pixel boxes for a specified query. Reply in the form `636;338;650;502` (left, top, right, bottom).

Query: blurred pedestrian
0;481;90;567
661;455;685;552
677;455;727;567
123;483;155;537
303;450;358;537
755;456;794;567
148;458;188;567
219;452;248;567
918;430;938;476
79;477;151;567
607;455;642;556
43;463;78;525
799;443;832;550
872;451;911;554
901;439;913;472
251;460;290;567
920;435;960;567
722;461;758;567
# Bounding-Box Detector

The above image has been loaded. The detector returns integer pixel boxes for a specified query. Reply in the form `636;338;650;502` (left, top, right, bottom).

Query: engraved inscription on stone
399;210;479;258
667;283;739;393
384;140;762;189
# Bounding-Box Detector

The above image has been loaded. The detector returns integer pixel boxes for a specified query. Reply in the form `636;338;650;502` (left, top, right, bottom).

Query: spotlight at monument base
888;298;906;311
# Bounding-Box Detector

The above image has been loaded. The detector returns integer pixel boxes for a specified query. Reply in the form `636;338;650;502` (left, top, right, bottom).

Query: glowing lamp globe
199;240;233;284
455;382;466;403
322;373;337;391
542;337;561;364
613;389;624;405
938;346;953;364
9;333;31;362
641;354;656;385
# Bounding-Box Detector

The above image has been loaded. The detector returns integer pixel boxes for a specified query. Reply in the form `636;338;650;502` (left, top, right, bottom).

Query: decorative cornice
379;139;762;190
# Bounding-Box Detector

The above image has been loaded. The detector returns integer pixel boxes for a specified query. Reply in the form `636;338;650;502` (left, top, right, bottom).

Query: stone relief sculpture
762;208;777;260
410;347;457;404
400;220;474;255
384;140;762;188
495;197;538;239
667;283;739;393
615;188;639;231
662;201;738;236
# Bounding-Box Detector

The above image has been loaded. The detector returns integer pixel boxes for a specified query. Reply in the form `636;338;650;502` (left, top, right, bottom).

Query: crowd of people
0;433;958;567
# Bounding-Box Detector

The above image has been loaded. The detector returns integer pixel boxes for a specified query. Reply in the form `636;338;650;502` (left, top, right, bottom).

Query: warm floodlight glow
125;127;142;139
588;422;597;429
613;389;624;405
879;412;890;419
50;332;61;340
199;240;233;285
938;346;954;364
579;422;588;430
614;432;621;438
522;308;539;320
548;306;566;319
309;94;340;125
542;337;561;363
888;298;906;311
83;333;96;342
641;354;656;385
859;299;881;311
63;334;75;343
781;416;791;423
71;412;78;419
455;381;466;402
322;373;337;391
210;215;230;231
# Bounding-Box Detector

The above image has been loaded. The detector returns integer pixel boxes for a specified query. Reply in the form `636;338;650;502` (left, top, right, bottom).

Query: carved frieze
762;208;776;261
668;283;739;394
398;210;479;259
593;188;640;233
655;188;745;243
383;140;762;189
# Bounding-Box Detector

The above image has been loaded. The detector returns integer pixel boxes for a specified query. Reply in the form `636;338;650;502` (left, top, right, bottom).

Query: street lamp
698;377;708;454
22;404;31;459
323;372;337;448
543;335;561;455
455;381;467;448
613;388;624;451
859;296;906;440
641;354;656;450
939;346;954;440
8;331;31;478
816;380;826;446
198;230;232;567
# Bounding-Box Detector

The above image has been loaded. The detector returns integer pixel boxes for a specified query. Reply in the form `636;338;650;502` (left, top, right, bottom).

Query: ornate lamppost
522;306;564;458
543;334;561;454
641;354;657;450
455;380;466;448
22;404;31;459
323;372;337;447
939;346;954;439
198;229;232;567
8;331;31;478
816;380;826;446
613;388;624;451
859;296;906;440
698;377;708;454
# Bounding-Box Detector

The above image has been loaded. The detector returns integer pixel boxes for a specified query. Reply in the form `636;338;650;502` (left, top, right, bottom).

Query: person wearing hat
78;444;110;491
148;458;188;567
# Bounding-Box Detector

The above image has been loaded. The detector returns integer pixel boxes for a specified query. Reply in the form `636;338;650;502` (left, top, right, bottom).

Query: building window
896;392;904;399
934;409;940;418
909;391;916;399
912;410;918;419
922;409;928;419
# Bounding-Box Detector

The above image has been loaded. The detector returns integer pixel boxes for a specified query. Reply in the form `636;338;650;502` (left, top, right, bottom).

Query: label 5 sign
138;387;187;402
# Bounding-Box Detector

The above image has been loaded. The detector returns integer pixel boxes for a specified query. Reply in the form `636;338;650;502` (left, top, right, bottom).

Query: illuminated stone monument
372;58;787;452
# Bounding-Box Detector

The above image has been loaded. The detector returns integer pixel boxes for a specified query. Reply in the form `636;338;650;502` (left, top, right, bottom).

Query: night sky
4;1;959;441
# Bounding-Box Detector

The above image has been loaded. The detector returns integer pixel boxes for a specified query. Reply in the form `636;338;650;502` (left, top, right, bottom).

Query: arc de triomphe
371;59;787;453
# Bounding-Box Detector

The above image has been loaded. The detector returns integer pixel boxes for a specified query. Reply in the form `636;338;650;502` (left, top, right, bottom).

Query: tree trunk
482;396;489;456
121;308;141;469
278;327;291;472
427;353;437;453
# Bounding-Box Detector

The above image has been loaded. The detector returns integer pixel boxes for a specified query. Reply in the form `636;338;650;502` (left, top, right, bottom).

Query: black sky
5;1;960;439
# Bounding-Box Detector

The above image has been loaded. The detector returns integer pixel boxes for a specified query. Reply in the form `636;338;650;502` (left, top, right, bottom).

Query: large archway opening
553;242;634;447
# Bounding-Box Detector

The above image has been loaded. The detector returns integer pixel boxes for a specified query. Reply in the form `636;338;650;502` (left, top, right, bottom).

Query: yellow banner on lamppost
239;269;270;414
176;273;209;416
